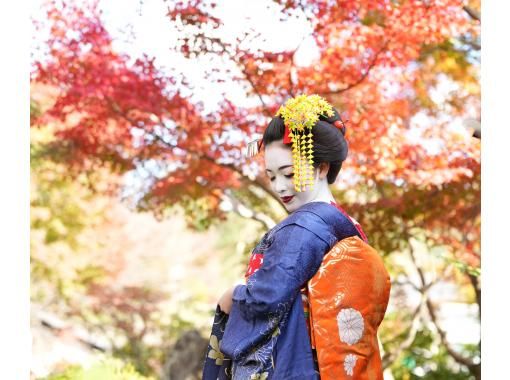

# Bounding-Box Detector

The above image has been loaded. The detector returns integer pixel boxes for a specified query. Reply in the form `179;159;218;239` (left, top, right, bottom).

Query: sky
81;0;315;113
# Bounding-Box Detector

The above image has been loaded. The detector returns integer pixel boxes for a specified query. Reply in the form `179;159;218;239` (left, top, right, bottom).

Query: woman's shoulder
271;202;342;248
273;202;362;247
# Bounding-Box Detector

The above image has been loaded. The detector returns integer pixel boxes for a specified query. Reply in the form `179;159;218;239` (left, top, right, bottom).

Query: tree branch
223;189;276;230
424;298;476;367
457;36;481;51
216;42;272;117
468;273;481;320
406;234;478;371
320;41;389;96
106;99;284;210
382;293;425;368
193;153;284;210
463;6;481;22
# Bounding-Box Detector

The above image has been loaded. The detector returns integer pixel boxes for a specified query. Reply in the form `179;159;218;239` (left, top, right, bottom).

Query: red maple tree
31;1;481;376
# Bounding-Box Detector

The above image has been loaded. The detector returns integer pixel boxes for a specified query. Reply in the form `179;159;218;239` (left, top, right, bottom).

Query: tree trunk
163;329;209;380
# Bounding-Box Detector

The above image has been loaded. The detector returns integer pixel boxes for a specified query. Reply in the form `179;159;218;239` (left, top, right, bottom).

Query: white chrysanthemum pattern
337;308;364;345
344;354;357;376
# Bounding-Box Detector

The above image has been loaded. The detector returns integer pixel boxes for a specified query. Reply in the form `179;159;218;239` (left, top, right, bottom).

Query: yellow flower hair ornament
276;94;335;192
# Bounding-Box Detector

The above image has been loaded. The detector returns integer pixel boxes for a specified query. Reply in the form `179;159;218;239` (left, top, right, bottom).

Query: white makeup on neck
264;140;335;213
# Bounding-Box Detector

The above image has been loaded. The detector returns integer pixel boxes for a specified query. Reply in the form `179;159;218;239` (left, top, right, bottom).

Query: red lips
281;196;294;204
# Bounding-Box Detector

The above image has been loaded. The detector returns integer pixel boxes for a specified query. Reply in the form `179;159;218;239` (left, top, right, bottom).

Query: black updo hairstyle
262;107;348;184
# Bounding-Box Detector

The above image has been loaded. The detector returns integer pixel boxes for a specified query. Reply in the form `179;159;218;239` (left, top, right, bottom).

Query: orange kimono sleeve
307;236;391;379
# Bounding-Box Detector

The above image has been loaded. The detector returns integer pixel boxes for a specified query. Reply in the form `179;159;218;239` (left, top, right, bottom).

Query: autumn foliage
32;0;479;260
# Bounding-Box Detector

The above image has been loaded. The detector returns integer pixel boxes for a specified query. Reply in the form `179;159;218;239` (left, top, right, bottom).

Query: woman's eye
268;174;292;181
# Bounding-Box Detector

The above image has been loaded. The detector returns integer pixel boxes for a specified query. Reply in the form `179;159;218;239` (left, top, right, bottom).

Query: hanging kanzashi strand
276;94;334;192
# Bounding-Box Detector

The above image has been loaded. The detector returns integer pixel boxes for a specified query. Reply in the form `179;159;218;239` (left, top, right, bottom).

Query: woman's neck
311;179;335;204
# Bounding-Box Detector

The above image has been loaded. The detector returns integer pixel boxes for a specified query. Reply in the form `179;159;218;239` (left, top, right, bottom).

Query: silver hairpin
246;139;262;158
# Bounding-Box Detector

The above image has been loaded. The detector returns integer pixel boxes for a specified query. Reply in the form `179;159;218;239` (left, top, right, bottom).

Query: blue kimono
202;202;365;380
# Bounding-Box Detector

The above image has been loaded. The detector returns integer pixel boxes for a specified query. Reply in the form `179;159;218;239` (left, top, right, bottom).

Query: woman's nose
274;176;288;194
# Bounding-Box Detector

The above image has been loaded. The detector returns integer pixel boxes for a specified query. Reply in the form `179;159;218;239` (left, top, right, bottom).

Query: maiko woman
202;95;390;380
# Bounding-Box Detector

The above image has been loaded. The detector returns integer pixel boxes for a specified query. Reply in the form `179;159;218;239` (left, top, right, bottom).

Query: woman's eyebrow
265;165;293;173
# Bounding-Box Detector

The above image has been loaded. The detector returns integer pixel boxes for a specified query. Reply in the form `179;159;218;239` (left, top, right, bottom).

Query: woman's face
264;140;320;213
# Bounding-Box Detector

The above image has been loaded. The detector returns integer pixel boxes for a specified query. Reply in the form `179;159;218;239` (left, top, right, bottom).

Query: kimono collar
274;201;359;250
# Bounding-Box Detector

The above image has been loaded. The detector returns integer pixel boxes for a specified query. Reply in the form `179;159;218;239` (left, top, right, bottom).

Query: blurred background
30;0;480;379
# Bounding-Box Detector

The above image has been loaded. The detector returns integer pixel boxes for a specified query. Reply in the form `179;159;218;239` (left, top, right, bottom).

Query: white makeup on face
264;140;321;213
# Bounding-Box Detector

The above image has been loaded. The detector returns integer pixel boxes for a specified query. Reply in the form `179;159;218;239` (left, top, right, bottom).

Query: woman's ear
318;162;330;180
